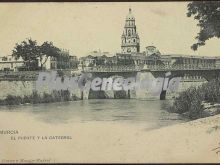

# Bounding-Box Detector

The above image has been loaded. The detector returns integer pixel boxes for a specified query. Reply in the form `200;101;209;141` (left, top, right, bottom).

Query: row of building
78;47;220;70
1;8;220;72
78;8;220;70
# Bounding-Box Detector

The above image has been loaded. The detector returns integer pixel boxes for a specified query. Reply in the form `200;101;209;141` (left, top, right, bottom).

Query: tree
39;42;60;69
12;39;61;70
12;38;39;70
187;1;220;50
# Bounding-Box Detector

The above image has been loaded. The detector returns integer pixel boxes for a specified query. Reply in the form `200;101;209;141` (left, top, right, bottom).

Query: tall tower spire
121;8;140;54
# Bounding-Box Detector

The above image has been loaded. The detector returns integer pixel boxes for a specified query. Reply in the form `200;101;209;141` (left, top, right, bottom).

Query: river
0;99;188;130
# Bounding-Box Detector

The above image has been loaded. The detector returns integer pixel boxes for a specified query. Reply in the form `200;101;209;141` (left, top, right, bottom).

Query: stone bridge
82;64;220;100
83;64;220;81
82;66;140;99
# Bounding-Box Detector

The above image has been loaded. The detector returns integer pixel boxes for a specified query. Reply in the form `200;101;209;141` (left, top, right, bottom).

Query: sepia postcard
1;1;220;163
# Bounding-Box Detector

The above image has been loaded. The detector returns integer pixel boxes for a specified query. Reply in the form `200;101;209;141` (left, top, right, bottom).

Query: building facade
0;56;24;71
144;50;220;70
56;50;78;69
39;56;57;70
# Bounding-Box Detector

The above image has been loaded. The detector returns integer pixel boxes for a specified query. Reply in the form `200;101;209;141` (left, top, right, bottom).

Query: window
2;57;7;61
128;29;131;36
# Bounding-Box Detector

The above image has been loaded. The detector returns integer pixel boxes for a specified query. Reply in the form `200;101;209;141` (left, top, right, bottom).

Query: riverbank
171;78;220;119
0;111;219;163
0;90;80;105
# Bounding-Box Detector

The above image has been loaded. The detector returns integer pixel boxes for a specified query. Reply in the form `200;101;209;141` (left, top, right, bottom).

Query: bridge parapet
145;64;219;71
83;65;142;72
81;64;220;73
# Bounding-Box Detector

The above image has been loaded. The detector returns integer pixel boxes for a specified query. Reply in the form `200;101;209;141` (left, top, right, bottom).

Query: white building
38;55;57;70
0;55;24;71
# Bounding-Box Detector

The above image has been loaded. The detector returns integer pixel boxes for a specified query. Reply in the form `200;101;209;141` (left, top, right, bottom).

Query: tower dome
126;8;135;20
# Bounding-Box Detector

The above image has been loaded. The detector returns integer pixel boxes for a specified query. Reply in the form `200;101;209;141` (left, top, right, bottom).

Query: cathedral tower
121;8;140;54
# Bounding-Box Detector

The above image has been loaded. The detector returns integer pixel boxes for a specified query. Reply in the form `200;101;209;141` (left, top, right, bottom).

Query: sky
0;2;220;57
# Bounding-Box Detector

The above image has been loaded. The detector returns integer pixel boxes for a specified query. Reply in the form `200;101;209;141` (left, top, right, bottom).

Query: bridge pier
88;89;108;99
114;90;131;99
160;90;166;100
128;90;130;99
113;90;129;99
80;91;84;100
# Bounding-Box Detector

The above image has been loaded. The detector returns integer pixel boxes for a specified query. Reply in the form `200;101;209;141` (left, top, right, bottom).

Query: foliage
12;39;39;70
187;1;220;50
171;78;220;119
39;41;60;69
4;95;23;105
12;38;60;70
0;90;79;106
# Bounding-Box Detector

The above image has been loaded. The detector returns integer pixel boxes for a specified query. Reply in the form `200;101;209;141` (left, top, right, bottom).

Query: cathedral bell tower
121;8;140;54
